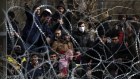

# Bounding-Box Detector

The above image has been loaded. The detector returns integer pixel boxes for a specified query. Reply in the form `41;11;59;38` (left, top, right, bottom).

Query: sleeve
24;4;33;21
44;26;54;39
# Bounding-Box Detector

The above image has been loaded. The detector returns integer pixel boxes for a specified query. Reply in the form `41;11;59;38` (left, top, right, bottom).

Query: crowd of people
6;1;140;79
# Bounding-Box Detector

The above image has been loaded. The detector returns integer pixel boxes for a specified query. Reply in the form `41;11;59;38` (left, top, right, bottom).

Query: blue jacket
22;9;54;47
26;20;53;46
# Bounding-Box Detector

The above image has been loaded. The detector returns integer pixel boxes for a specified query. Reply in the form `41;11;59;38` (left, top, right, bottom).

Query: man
25;9;54;52
73;21;92;53
22;4;41;41
51;1;72;33
82;31;112;79
7;11;21;54
23;54;44;79
110;30;133;61
109;30;133;76
53;29;63;41
72;21;93;64
52;29;73;55
44;51;59;79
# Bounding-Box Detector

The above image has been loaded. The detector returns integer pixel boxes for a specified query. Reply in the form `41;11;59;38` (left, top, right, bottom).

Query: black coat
111;43;133;61
7;19;20;54
22;9;40;42
23;62;44;79
82;40;112;65
22;9;54;44
72;30;92;52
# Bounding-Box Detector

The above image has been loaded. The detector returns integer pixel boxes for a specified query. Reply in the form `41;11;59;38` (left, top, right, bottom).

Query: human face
35;7;41;15
55;30;62;38
111;37;119;44
44;16;51;23
78;23;85;32
101;35;107;43
58;7;64;14
64;35;71;41
50;54;57;61
31;55;39;65
41;16;51;23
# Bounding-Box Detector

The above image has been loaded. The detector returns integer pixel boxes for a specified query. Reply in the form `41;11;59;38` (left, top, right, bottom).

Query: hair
8;11;15;19
98;30;105;37
40;10;51;17
118;14;127;20
78;21;84;27
110;29;119;38
32;5;40;11
31;53;38;57
30;52;40;59
49;51;57;55
55;29;62;33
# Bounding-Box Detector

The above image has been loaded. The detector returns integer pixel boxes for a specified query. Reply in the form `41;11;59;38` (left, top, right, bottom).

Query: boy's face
55;30;62;38
31;55;39;64
111;36;119;44
50;54;57;61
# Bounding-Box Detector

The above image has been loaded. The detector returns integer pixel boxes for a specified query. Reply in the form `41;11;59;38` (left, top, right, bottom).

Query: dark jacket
82;40;112;66
111;43;133;61
22;5;40;42
23;62;44;79
72;30;92;52
7;19;20;54
27;21;53;46
92;40;112;60
22;9;53;44
43;61;59;79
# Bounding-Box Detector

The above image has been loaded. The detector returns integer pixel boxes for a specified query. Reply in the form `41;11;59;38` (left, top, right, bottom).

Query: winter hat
57;1;66;10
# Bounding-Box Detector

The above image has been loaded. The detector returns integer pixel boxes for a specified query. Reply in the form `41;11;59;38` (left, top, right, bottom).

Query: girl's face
64;35;71;41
